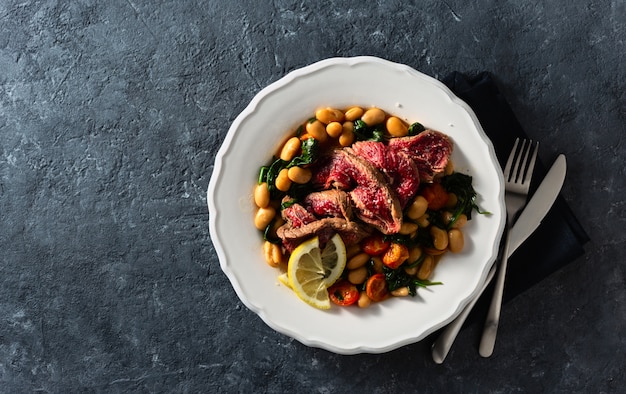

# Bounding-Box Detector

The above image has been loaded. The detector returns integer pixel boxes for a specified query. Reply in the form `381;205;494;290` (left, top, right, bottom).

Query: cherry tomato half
382;242;410;269
299;133;314;141
361;234;390;256
365;273;388;302
328;280;360;306
421;182;449;211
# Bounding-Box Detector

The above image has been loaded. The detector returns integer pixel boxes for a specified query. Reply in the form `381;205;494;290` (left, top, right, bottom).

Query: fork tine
512;139;529;183
503;138;519;181
522;141;539;186
515;140;532;183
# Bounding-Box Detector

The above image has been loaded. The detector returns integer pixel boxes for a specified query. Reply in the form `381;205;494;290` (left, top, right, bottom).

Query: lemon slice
319;234;347;286
287;234;347;310
277;272;292;289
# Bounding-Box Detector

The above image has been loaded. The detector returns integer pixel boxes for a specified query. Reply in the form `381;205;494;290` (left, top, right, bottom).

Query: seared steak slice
277;218;371;252
303;190;352;220
390;151;420;207
281;200;316;228
311;149;402;234
349;185;402;234
388;130;453;182
311;150;353;190
348;141;419;208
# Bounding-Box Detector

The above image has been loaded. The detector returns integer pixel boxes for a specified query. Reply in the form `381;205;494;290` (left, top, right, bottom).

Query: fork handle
479;229;512;357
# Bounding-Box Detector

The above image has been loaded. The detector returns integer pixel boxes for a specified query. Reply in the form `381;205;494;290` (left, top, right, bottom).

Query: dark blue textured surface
1;1;624;391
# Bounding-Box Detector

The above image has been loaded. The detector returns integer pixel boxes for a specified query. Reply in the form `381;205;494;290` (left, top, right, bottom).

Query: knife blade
506;154;567;257
431;153;567;364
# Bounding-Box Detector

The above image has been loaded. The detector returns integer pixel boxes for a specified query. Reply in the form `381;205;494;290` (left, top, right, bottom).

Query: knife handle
432;264;497;363
479;229;512;357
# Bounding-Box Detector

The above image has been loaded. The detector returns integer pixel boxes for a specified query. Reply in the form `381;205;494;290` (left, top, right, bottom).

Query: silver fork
431;138;538;363
479;138;539;357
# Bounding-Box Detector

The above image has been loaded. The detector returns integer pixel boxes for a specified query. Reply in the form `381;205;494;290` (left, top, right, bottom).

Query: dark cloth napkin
441;72;589;304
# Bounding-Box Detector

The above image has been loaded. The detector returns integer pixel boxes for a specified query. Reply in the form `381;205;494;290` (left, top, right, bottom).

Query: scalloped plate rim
207;56;505;354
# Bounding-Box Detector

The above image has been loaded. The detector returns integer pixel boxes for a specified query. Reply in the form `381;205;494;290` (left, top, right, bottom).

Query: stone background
0;0;624;392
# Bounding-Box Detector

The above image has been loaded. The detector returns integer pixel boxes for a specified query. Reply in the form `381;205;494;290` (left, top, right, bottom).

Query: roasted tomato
421;182;449;211
328;280;360;306
382;242;410;269
361;234;391;256
365;273;388;302
299;133;314;141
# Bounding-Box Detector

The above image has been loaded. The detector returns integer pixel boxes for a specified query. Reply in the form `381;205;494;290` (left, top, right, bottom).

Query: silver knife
432;154;567;363
506;154;567;257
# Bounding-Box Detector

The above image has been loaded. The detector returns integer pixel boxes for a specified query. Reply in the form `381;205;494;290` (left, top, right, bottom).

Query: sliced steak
349;184;402;234
311;149;402;234
388;130;453;182
348;141;419;208
303;189;352;220
390;151;420;207
277;218;371;252
311;150;354;190
281;200;316;228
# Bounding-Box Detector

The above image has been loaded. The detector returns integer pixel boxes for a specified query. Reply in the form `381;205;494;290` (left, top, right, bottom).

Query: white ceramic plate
207;56;505;354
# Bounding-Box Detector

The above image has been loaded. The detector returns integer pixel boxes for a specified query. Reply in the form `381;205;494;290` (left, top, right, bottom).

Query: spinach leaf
383;228;434;250
263;219;282;244
408;122;425;136
383;265;442;296
353;120;385;142
280;197;297;210
440;172;489;227
287;137;319;168
294;124;304;137
258;138;320;201
288;182;315;202
258;157;288;199
371;128;385;142
425;209;449;230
